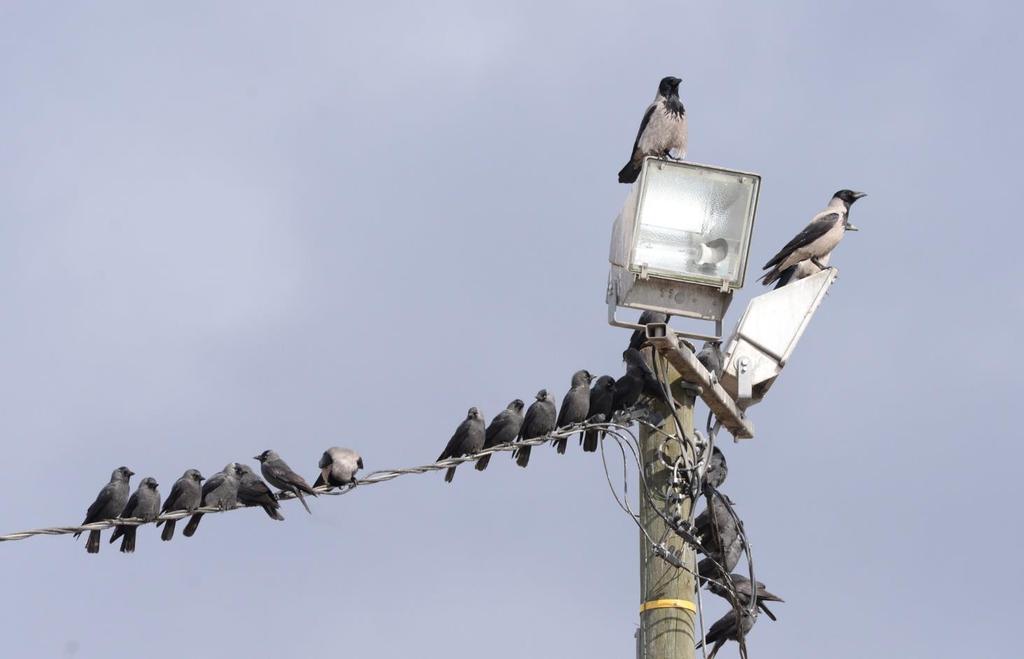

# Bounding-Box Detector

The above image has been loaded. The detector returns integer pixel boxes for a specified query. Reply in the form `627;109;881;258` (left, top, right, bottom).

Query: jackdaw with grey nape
255;450;317;514
437;407;486;483
183;463;240;538
476;399;525;471
553;370;592;454
75;466;133;554
109;477;161;553
513;390;557;468
157;469;203;541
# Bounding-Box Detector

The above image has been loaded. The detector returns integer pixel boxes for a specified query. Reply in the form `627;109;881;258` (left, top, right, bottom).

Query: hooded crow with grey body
760;189;866;287
696;608;756;659
628;311;670;351
476;399;525;471
75;466;133;554
618;76;687;184
109;477;161;553
553;370;592;454
582;375;615;452
157;468;203;541
183;463;240;538
255;450;317;514
513;389;557;468
234;464;284;521
437;407;485;483
705;573;784;621
314;447;363;489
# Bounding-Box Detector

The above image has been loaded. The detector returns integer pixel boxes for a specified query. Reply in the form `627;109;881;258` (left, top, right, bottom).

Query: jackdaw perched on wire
628;311;670;351
704;446;728;489
235;464;284;521
612;348;669;415
254;450;317;514
760;189;866;287
696;608;756;659
109;477;161;553
697;340;724;383
157;469;203;542
698;531;744;576
582;375;616;452
183;463;240;538
74;466;133;554
513;389;557;468
553;370;592;454
437;407;486;483
618;76;687;184
705;574;784;621
314;447;363;489
476;399;525;471
694;490;739;557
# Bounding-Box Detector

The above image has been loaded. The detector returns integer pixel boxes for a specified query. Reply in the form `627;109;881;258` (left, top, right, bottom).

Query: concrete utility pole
638;369;697;659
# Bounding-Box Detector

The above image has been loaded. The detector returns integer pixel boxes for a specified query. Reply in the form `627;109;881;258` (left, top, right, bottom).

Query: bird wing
82;483;116;523
201;472;226;500
438;420;470;460
161;479;187;512
762;211;840;269
120;491;140;517
484;410;511;445
628;103;657;158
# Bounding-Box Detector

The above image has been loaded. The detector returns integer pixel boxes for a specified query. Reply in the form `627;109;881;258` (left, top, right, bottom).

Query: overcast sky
1;2;1021;657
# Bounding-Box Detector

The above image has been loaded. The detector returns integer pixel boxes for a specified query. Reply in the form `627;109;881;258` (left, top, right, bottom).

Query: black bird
157;469;204;542
772;253;831;289
628;311;670;351
74;466;133;554
437;407;486;483
183;463;240;538
698;532;744;576
513;390;557;468
760;189;866;287
696;608;756;659
582;375;616;452
694;490;739;558
109;477;161;553
476;399;525;471
314;447;363;489
553;370;592;454
705;574;785;622
697;340;724;383
705;446;728;489
611;349;667;418
255;450;318;514
618;76;688;184
235;464;284;521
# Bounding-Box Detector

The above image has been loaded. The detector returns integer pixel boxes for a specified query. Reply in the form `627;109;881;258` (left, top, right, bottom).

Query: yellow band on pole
639;599;697;614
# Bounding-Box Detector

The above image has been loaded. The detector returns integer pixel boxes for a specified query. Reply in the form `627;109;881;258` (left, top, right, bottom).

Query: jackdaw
582;375;616;452
760;190;866;287
476;399;525;471
255;450;317;514
183;463;240;538
314;447;363;489
694;490;739;558
611;349;667;418
618;76;687;184
696;608;756;659
698;532;744;576
628;311;670;351
705;446;728;489
553;370;592;454
235;464;284;521
157;468;204;541
437;407;486;483
705;574;784;621
513;389;557;468
74;466;133;554
109;477;161;553
697;340;724;383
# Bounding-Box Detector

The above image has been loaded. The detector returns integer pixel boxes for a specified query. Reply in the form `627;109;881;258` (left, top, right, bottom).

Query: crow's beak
845;223;860;232
852;191;867;200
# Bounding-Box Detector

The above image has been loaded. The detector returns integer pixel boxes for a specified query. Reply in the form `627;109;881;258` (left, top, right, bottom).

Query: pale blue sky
1;2;1021;657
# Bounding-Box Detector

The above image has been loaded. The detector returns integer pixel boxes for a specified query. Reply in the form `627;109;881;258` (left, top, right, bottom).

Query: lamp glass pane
632;162;758;288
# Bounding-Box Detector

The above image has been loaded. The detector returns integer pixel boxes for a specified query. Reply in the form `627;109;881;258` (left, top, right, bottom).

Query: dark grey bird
696;608;756;659
513;389;557;468
254;449;317;514
618;76;688;184
582;375;616;452
437;407;486;483
476;399;525;471
628;311;671;351
74;466;133;554
706;574;785;622
109;477;161;553
553;370;592;454
698;531;744;576
696;340;724;383
760;189;866;287
183;463;240;538
611;349;668;417
772;252;831;289
157;468;204;542
705;446;728;489
314;447;363;489
694;491;739;558
235;463;284;521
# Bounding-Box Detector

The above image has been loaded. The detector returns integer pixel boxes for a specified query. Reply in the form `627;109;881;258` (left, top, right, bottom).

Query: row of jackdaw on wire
619;75;867;288
74;447;363;554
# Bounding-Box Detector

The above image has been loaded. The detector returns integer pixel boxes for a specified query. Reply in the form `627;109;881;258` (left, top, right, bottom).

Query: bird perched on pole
314;447;363;490
74;466;133;554
694;490;740;557
235;464;284;521
582;375;616;452
618;76;687;184
705;446;728;489
759;189;866;287
254;450;318;514
628;311;671;351
183;463;240;538
157;469;204;542
697;340;724;383
476;399;525;471
513;390;557;468
553;370;592;454
705;574;785;621
696;608;756;659
437;407;486;483
109;477;161;553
